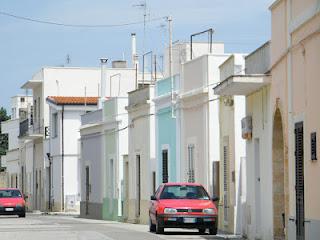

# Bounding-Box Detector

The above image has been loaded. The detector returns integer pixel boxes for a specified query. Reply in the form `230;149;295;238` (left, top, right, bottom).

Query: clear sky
0;0;273;111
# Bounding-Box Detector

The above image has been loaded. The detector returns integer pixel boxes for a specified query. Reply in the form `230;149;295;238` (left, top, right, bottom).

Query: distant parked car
0;188;26;218
149;183;219;235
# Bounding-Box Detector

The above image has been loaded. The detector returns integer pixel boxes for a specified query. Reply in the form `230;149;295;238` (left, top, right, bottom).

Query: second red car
149;183;219;235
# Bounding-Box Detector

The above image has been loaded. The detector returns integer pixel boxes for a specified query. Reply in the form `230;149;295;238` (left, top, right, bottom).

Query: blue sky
0;0;273;111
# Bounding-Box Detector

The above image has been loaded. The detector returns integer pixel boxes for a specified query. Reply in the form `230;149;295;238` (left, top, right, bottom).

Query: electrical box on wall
311;132;317;161
241;116;252;140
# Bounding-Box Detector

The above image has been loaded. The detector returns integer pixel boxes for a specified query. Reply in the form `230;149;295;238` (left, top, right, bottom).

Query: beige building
270;0;320;239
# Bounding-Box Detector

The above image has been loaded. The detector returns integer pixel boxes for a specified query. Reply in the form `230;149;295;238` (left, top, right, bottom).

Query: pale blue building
154;75;180;187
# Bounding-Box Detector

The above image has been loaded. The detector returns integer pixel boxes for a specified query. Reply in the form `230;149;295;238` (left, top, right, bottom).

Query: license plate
5;208;14;212
183;217;196;223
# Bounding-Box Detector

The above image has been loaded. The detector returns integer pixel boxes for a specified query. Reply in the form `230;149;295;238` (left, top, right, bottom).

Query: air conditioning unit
241;116;252;140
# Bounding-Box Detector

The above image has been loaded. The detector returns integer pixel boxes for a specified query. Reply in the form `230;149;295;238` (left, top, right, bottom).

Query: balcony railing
19;118;44;138
19;118;29;137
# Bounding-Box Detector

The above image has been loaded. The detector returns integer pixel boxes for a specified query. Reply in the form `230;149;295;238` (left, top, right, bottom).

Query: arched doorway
272;109;285;239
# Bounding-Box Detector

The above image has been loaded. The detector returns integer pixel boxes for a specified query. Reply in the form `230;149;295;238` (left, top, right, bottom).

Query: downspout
287;0;293;234
61;105;65;211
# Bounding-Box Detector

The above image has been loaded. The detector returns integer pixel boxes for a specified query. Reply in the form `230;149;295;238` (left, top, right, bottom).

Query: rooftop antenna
133;0;147;55
66;54;71;65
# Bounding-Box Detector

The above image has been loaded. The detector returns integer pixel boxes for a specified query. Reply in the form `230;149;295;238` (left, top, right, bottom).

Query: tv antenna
66;54;71;65
133;1;148;54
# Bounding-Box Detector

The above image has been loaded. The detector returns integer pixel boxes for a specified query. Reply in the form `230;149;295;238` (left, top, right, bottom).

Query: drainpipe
61;105;65;211
287;0;293;233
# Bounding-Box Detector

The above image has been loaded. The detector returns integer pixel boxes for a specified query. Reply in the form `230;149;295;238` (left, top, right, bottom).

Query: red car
149;183;219;235
0;188;26;218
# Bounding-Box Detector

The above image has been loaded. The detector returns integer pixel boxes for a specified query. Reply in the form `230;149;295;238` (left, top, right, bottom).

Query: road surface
0;213;242;240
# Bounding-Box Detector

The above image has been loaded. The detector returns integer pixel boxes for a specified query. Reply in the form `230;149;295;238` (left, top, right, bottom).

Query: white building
46;96;98;212
217;54;247;234
178;44;229;194
214;42;272;239
20;67;100;211
126;85;156;224
1;95;32;190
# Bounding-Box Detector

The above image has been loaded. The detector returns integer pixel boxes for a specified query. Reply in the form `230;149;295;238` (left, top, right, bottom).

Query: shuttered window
223;145;228;224
188;144;195;183
162;150;168;183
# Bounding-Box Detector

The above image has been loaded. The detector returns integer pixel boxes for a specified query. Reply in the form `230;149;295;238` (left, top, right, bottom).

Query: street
0;213;242;240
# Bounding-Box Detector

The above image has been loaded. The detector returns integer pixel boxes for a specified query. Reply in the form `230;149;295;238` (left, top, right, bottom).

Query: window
20;97;25;103
188;144;195;183
34;100;37;122
162;150;168;183
0;189;22;198
311;132;317;161
52;113;58;137
160;185;209;200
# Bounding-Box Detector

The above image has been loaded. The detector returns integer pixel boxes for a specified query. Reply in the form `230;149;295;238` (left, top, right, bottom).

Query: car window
160;185;210;200
0;190;22;198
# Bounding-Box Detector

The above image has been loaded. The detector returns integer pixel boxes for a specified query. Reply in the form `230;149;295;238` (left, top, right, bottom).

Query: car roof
163;182;203;187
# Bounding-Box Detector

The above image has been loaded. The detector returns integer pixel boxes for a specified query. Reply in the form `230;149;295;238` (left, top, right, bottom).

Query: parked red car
149;183;219;235
0;188;26;218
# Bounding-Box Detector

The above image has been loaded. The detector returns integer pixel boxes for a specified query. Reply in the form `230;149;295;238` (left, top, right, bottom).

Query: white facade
218;54;247;234
20;67;100;211
1;95;33;190
179;49;229;194
1;119;20;188
214;42;273;239
47;100;98;212
10;95;33;120
126;85;156;224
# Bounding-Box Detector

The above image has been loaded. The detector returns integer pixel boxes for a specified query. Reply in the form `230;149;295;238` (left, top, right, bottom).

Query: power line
0;10;165;28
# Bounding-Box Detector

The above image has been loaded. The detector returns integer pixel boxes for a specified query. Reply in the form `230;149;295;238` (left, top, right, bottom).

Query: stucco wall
245;86;273;240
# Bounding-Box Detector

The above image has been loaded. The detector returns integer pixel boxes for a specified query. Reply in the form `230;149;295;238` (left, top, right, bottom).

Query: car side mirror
24;195;28;200
211;196;219;202
150;195;157;201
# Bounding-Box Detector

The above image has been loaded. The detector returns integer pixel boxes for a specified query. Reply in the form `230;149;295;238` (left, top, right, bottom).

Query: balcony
19;118;44;139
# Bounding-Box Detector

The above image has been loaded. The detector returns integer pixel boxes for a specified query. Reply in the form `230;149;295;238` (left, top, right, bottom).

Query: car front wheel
18;212;26;218
209;223;217;235
155;217;164;234
149;216;156;232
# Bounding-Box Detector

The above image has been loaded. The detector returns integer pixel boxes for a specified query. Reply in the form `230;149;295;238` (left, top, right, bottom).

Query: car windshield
0;190;22;198
160;185;210;200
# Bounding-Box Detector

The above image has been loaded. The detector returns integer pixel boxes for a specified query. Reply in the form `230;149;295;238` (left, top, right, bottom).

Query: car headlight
164;208;177;214
203;208;215;214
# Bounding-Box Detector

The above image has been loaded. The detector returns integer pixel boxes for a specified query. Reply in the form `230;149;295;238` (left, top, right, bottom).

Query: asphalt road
0;213;242;240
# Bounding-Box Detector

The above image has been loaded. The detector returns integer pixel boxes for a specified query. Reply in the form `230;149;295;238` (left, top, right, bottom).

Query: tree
0;107;10;156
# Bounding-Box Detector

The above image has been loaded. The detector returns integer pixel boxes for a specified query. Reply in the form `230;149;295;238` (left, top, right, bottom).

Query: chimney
99;58;108;108
131;33;138;68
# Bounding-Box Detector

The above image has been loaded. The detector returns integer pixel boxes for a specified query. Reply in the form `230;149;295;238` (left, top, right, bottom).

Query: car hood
158;199;215;209
0;198;24;206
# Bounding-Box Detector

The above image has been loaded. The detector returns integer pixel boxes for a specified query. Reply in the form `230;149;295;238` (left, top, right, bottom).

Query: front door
295;122;305;240
254;138;261;237
85;166;90;215
136;155;141;218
